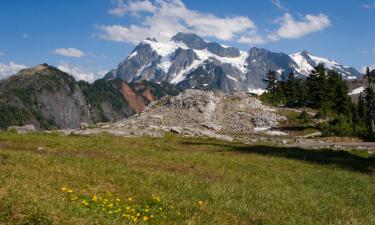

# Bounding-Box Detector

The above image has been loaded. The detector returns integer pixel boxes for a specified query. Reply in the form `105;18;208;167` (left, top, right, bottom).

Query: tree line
261;64;375;139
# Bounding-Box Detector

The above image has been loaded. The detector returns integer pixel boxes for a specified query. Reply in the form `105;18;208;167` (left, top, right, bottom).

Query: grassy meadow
0;132;374;225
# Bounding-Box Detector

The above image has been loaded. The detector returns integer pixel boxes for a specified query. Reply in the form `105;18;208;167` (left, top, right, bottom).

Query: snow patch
247;88;266;95
193;48;248;74
128;51;138;59
349;87;365;96
170;60;202;84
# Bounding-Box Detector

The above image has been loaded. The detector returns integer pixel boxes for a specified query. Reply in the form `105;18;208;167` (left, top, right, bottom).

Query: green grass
0;132;374;225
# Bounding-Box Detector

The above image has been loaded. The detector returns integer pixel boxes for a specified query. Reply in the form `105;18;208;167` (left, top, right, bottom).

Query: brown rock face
120;83;148;114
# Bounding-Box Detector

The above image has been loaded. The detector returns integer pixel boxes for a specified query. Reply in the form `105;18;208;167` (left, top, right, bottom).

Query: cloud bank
0;62;27;79
57;61;106;82
100;0;258;44
269;13;330;41
98;0;331;46
54;48;85;58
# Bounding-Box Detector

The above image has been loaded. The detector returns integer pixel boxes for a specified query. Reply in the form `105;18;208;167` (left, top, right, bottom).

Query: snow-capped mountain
105;32;362;93
290;50;361;79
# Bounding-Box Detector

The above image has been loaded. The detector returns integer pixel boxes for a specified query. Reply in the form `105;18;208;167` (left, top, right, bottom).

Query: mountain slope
0;64;180;129
106;32;362;93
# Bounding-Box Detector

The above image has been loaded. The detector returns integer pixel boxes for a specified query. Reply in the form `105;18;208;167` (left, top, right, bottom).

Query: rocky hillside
0;64;180;129
105;32;361;94
70;89;286;141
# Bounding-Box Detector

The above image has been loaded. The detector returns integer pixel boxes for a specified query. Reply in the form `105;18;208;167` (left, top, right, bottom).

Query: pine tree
264;70;278;96
365;87;375;137
357;93;366;122
327;70;351;116
306;63;329;110
366;67;372;87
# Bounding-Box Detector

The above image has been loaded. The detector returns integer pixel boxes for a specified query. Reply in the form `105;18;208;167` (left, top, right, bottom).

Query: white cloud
238;31;266;45
53;48;85;58
0;62;27;79
109;0;156;16
363;3;375;9
269;13;330;41
0;51;3;56
271;0;287;12
57;61;104;82
23;34;29;38
99;0;256;44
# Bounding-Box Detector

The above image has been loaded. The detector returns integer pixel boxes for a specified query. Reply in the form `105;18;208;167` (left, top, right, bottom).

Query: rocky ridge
67;89;287;141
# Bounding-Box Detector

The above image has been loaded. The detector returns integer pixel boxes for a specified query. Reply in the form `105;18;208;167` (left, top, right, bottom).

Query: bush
320;116;354;137
298;111;311;123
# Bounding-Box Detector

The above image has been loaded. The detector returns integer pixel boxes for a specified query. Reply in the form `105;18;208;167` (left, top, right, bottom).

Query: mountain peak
248;47;270;55
17;63;49;73
171;32;206;49
145;37;158;42
300;50;311;57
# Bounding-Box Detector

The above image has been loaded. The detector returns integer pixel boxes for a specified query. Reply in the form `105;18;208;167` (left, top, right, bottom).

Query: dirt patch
141;89;156;102
120;83;147;113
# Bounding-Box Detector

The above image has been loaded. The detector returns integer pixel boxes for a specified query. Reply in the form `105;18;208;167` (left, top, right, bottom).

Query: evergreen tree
365;67;372;87
357;93;366;121
264;70;278;96
365;87;375;136
328;70;351;116
285;71;297;102
306;63;329;112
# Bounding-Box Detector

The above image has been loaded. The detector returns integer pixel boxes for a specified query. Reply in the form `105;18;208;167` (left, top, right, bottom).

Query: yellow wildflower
143;216;149;221
92;195;98;202
198;201;204;206
67;189;73;193
128;197;133;201
108;203;113;208
61;187;68;192
81;200;89;206
116;198;121;202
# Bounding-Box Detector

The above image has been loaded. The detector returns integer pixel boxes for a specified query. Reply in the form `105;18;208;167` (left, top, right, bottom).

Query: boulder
7;125;36;134
80;122;89;130
170;127;182;134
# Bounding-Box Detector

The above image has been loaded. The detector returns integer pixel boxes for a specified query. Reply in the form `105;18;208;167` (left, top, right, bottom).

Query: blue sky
0;0;374;81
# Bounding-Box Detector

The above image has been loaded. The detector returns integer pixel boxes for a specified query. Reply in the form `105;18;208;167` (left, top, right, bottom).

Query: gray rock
201;123;222;131
150;114;164;120
170;127;182;134
7;125;36;134
80;122;89;130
